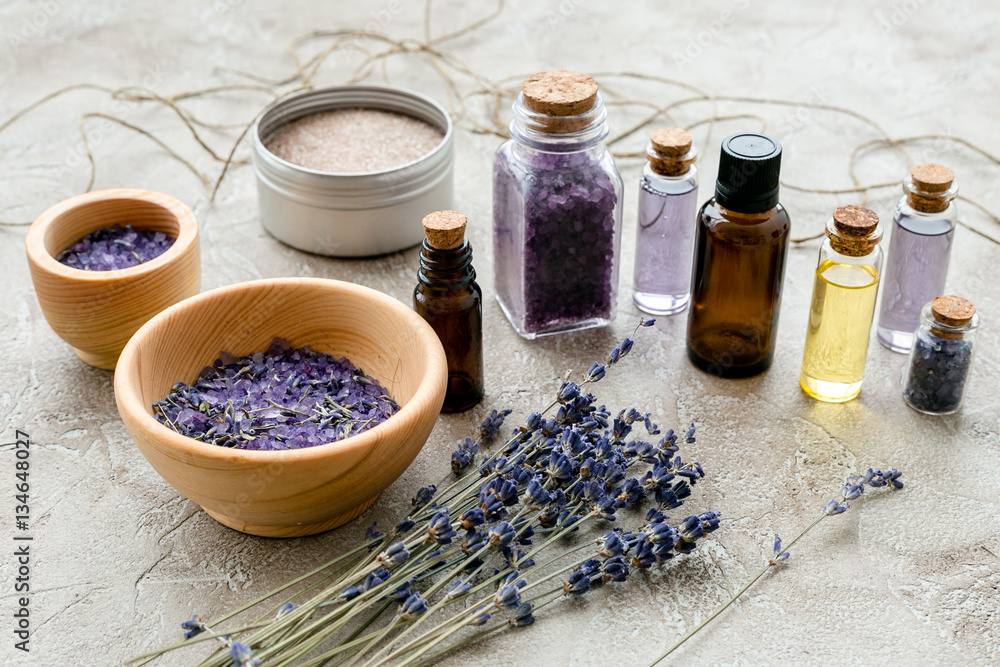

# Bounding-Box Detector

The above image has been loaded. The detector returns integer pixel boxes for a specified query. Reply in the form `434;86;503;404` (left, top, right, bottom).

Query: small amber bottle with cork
799;206;884;402
414;210;485;412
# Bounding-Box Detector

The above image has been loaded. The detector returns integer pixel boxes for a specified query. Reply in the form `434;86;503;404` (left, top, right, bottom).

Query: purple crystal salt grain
152;338;400;451
57;224;175;271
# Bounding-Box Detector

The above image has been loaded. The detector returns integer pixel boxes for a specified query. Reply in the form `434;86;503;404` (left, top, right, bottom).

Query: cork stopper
422;210;466;250
646;128;696;177
931;295;976;327
522;70;599;116
650;128;692;157
826;206;881;256
833;205;879;236
905;164;956;214
911;164;954;194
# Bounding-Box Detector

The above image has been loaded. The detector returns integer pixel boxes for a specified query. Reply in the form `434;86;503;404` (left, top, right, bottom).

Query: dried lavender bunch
650;467;904;664
153;337;399;451
129;320;723;667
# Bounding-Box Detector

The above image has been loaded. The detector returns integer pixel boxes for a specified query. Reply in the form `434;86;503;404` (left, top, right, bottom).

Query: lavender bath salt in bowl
253;85;454;257
25;189;200;370
114;278;448;537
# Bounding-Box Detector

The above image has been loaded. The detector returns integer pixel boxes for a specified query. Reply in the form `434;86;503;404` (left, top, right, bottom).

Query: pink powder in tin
265;108;445;173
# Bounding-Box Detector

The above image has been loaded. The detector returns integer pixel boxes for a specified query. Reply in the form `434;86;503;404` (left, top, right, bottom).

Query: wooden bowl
25;189;201;370
113;278;448;537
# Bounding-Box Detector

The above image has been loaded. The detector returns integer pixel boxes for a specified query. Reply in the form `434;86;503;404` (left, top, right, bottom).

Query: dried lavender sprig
649;468;904;665
143;319;718;666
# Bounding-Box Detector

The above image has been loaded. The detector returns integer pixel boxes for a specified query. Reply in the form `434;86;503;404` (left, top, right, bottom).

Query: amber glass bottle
686;133;790;377
414;210;485;412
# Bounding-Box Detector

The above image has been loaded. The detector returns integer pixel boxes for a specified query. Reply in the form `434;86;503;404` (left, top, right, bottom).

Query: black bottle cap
714;133;782;213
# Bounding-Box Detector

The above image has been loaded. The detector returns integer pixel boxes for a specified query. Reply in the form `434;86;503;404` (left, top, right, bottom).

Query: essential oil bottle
876;164;958;353
902;295;979;415
493;70;623;338
632;128;699;315
686;133;790;378
414;210;485;412
800;206;884;402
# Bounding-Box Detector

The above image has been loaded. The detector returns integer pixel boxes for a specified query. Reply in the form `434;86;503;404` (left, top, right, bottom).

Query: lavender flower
425;509;457;545
470;606;492;626
601;556;630;583
771;534;790;563
181;615;205;639
377;542;410;568
399;593;429;621
479;409;512;440
585;362;606;382
412;485;437;507
824;499;848;516
229;642;260;667
451;437;480;474
273;604;298;620
596;531;627;558
510;602;535;626
365;522;383;541
563;568;592;596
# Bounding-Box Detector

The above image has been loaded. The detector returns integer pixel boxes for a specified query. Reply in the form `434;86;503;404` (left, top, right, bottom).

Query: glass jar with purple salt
876;164;958;353
632;128;699;315
493;70;623;338
902;295;980;415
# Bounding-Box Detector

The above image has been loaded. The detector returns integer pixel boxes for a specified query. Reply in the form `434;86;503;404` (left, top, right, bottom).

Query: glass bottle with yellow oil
800;205;883;402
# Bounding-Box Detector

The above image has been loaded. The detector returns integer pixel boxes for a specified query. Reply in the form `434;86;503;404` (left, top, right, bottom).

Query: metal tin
252;85;454;257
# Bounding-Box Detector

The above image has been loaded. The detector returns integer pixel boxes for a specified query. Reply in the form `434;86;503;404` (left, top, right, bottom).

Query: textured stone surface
1;1;999;665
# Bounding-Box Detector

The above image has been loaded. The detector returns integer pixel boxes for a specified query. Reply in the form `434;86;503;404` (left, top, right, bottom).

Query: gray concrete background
1;1;999;664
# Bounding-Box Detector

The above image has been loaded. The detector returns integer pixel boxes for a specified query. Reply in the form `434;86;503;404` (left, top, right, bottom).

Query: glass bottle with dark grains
414;210;485;412
686;133;790;378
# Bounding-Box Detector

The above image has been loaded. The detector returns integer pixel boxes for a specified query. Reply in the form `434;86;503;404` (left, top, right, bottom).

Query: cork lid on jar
910;164;955;194
650;128;691;157
827;205;881;256
422;210;467;250
646;128;697;177
833;205;879;236
931;295;976;327
521;70;599;116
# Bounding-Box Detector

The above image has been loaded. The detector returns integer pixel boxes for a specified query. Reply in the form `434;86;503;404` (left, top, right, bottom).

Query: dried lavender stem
650;511;835;664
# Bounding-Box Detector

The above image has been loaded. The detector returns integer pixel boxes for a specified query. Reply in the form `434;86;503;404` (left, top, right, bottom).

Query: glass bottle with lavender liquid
493;70;623;338
876;164;958;353
632;128;699;315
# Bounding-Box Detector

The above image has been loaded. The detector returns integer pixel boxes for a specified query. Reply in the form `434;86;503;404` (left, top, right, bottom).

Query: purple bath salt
57;224;175;271
493;149;620;335
492;70;623;339
153;337;399;451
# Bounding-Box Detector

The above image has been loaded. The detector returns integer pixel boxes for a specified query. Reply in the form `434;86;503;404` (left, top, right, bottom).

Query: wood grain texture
113;277;448;537
25;189;201;370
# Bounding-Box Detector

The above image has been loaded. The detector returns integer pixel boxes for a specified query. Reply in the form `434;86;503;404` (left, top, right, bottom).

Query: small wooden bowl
113;278;448;537
25;189;201;370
